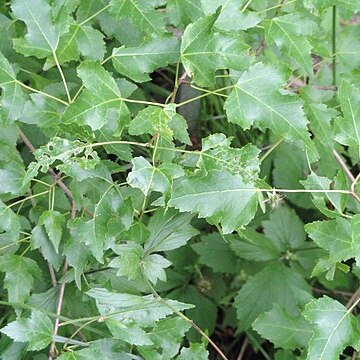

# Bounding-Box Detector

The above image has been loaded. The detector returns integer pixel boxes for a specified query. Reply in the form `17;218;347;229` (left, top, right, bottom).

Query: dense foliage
0;0;360;359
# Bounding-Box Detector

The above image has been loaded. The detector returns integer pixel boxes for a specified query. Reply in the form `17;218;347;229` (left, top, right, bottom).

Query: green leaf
334;81;360;159
62;61;130;132
87;288;194;327
109;0;165;33
167;0;204;27
145;208;198;253
145;318;190;358
176;343;209;359
169;170;258;234
181;12;251;86
112;36;180;83
234;262;312;331
201;0;261;31
12;0;60;57
303;296;360;360
39;210;64;252
253;304;312;350
192;233;238;273
230;229;281;261
1;311;53;351
262;206;306;250
31;224;63;271
0;255;41;313
199;134;260;182
305;215;360;267
0;51;26;122
265;14;316;77
224;63;317;161
45;24;106;68
127;157;170;196
0;201;21;255
129;105;190;144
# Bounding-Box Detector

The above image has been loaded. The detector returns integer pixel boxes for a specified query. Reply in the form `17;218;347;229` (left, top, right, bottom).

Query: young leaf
224;63;318;161
176;343;209;359
1;311;53;351
253;304;312;350
39;210;64;252
303;296;360;360
169;170;258;234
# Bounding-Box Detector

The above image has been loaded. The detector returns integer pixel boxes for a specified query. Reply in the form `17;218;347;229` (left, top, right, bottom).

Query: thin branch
52;51;71;103
236;337;248;360
333;149;355;182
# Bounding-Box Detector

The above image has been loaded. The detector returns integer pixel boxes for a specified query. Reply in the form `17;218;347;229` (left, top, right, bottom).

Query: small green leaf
176;343;209;359
0;201;21;255
39;210;64;252
1;311;53;351
303;296;360;360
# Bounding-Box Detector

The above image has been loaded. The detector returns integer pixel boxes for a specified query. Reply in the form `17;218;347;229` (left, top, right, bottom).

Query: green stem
332;6;337;86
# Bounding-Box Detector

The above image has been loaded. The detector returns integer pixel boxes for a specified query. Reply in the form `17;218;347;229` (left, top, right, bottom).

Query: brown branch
236;337;248;360
333;150;360;203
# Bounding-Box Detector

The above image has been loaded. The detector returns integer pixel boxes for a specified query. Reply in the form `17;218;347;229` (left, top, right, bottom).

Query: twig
333;150;355;182
48;201;76;359
236;337;248;360
346;287;360;309
333;150;360;202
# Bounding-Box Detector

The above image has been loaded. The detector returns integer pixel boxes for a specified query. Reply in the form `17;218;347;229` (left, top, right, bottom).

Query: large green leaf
225;63;318;161
303;296;360;360
112;36;180;83
181;12;250;86
109;0;165;33
62;61;130;132
305;215;360;266
169;170;258;234
1;311;53;351
234;262;312;331
0;255;41;313
12;0;60;58
201;0;261;31
253;304;312;350
265;14;316;77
